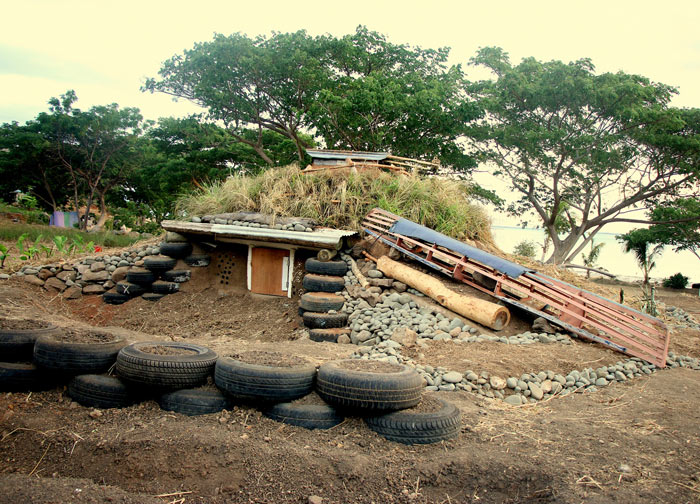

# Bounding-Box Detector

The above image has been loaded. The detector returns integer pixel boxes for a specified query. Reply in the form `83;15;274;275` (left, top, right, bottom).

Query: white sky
2;0;699;235
2;0;699;125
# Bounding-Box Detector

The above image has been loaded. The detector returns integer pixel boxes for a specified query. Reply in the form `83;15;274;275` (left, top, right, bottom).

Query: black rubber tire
309;328;351;343
116;342;217;389
158;387;231;416
215;357;316;403
33;333;127;375
365;397;461;444
126;268;156;285
144;256;177;273
264;401;344;430
67;374;134;409
299;293;344;312
142;293;164;302
184;254;211;267
116;281;146;297
151;280;179;294
162;270;191;283
305;258;347;276
302;274;345;293
303;312;348;329
103;291;131;305
0;319;59;362
159;242;193;259
0;362;48;391
316;360;423;412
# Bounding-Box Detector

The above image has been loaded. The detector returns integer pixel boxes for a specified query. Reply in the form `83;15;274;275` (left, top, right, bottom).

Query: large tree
311;27;480;170
0;121;72;212
144;27;480;171
144;30;328;164
36;91;144;229
468;48;700;263
643;197;700;261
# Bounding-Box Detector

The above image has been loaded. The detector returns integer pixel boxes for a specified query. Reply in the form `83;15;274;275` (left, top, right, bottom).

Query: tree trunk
39;166;58;213
82;187;96;231
546;228;587;264
95;191;108;229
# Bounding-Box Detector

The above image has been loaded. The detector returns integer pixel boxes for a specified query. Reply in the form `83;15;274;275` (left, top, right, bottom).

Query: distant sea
491;226;699;285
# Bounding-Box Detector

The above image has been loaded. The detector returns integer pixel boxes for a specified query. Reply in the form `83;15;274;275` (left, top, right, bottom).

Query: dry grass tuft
176;164;493;243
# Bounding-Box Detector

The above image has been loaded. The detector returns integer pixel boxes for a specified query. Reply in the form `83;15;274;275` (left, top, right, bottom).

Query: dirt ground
2;252;700;503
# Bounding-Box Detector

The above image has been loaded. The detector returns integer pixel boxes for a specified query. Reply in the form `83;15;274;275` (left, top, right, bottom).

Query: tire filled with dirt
103;291;131;305
302;274;345;293
68;374;134;409
304;258;348;276
162;270;191;283
126;268;156;285
115;281;146;297
151;281;179;294
309;328;351;343
302;311;348;329
263;393;344;429
144;256;177;273
159;242;193;259
116;342;217;390
158;386;231;416
215;351;316;403
33;329;127;375
365;396;461;444
316;360;423;412
299;293;345;312
0;318;59;361
184;254;210;267
0;362;48;391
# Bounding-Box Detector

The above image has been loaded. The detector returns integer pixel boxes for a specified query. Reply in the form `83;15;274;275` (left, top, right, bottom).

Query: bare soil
227;351;310;367
50;328;116;344
405;394;442;414
139;345;199;356
337;360;405;373
1;260;700;503
0;317;51;331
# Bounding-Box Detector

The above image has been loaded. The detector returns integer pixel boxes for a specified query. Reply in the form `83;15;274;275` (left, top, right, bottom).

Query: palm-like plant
618;229;664;291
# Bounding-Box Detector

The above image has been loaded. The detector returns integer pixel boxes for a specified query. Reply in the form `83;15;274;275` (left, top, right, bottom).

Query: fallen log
375;255;510;330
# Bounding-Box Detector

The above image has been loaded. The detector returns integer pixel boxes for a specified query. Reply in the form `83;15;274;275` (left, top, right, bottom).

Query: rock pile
9;244;161;298
665;306;700;330
190;215;314;232
348;340;700;405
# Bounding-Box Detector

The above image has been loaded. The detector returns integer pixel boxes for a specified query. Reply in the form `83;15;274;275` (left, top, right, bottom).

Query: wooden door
250;247;290;296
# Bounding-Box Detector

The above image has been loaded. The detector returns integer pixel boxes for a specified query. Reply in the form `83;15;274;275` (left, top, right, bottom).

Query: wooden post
376;256;511;330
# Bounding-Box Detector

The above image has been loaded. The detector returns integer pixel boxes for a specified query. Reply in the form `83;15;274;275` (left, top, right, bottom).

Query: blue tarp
389;218;531;278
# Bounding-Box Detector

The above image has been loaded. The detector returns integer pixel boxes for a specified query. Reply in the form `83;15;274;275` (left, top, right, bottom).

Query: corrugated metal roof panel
161;220;356;250
306;149;389;161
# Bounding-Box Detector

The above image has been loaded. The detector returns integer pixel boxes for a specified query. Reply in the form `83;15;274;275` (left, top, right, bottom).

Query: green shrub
663;273;689;289
513;240;537;258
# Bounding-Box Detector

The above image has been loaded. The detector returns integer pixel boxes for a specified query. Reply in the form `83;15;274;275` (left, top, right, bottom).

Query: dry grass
176;164;493;243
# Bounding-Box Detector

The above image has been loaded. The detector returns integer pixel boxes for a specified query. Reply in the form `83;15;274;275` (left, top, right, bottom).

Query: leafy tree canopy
644;197;700;261
468;47;700;264
144;26;480;171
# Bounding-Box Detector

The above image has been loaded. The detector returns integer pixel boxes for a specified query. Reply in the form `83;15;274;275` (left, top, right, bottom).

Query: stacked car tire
301;257;351;343
316;359;461;444
102;233;209;305
1;325;460;443
0;318;130;405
